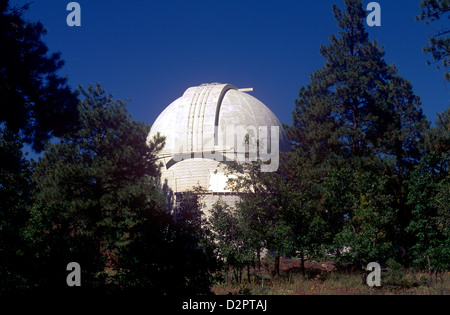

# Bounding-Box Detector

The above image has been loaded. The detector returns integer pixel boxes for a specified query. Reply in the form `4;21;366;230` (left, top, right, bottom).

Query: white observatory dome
148;83;289;196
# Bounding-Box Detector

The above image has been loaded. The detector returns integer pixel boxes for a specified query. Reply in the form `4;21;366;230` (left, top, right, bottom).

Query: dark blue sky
19;0;449;128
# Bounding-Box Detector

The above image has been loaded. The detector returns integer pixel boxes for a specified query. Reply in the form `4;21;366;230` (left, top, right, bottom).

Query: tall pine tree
290;0;427;166
287;0;428;266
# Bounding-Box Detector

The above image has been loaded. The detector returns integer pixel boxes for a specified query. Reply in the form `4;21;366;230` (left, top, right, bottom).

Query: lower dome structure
147;83;289;211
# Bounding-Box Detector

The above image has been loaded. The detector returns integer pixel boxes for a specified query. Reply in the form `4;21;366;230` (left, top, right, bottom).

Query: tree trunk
351;97;359;153
427;255;433;284
300;251;306;279
274;255;280;276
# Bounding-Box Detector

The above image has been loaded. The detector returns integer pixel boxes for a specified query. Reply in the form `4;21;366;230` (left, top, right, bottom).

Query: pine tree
290;0;427;166
416;0;450;81
0;0;79;151
287;0;428;265
24;84;167;291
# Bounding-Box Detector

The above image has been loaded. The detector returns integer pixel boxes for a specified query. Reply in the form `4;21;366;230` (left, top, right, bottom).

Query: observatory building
147;83;289;210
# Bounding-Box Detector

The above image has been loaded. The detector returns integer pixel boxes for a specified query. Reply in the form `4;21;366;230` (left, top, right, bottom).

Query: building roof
148;83;290;194
148;83;289;156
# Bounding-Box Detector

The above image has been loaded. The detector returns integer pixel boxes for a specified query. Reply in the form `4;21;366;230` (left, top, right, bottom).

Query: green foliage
424;106;450;155
1;0;448;296
416;0;450;81
290;0;427;168
286;0;428;267
209;198;254;282
227;161;298;265
208;1;435;277
22;83;161;290
330;166;397;265
276;152;331;270
0;0;79;151
20;84;217;294
405;106;449;272
118;191;218;295
207;0;446;279
382;259;420;289
406;153;449;272
0;129;34;293
0;0;79;292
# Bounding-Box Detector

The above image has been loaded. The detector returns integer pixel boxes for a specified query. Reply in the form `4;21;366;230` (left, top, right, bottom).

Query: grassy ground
211;258;450;295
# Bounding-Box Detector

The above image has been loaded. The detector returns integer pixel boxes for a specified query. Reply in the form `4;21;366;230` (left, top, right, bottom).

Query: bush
383;259;418;289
